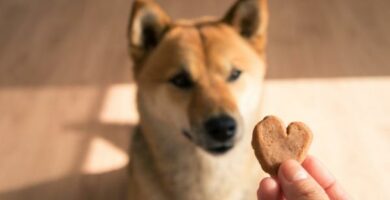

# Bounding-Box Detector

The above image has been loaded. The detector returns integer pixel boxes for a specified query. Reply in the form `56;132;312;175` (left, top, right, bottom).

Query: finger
258;177;282;200
278;159;329;200
303;156;350;200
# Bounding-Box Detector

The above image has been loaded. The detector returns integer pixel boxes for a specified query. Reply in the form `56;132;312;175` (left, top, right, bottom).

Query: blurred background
0;0;389;199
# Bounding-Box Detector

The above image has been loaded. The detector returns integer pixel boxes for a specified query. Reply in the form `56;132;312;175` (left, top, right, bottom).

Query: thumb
278;160;329;200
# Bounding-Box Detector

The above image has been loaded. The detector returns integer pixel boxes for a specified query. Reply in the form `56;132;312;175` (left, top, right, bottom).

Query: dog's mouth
182;130;234;155
183;130;193;141
206;143;234;155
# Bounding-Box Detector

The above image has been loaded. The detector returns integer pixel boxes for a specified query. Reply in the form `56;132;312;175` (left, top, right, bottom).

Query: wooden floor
0;0;389;199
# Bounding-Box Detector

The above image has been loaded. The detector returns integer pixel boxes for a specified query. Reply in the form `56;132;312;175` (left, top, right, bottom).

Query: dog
127;0;268;199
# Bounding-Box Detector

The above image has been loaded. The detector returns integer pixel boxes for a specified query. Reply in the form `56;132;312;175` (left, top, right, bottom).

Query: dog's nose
204;115;236;142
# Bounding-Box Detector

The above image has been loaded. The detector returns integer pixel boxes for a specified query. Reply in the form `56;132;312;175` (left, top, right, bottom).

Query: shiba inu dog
127;0;268;199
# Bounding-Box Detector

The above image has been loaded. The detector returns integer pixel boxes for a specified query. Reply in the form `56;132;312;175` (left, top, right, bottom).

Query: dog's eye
228;68;242;82
169;71;193;89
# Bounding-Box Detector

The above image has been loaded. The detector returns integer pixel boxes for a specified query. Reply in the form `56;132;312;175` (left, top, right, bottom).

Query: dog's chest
129;131;260;200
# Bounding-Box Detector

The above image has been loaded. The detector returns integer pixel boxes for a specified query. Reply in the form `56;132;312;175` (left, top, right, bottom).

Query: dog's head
128;0;268;155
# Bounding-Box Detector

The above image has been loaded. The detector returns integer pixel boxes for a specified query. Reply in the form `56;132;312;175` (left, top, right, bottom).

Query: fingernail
281;160;308;182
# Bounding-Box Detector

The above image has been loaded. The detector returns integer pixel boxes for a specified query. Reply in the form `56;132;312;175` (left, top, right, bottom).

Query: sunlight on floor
82;137;129;174
99;84;139;125
2;77;387;198
262;77;390;200
81;84;138;174
87;77;390;199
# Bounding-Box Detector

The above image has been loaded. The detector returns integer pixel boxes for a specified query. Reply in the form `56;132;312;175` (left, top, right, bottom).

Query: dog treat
251;116;313;176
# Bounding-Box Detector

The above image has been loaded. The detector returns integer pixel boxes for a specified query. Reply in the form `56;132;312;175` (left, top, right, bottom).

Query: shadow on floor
0;167;128;200
64;121;136;155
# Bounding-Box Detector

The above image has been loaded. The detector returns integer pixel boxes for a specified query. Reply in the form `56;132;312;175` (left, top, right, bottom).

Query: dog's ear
128;0;170;70
222;0;269;54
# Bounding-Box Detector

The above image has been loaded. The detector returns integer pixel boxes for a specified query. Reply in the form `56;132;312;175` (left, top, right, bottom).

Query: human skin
258;156;350;200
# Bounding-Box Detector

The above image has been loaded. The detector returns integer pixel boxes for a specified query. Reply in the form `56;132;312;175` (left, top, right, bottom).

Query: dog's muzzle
183;115;237;155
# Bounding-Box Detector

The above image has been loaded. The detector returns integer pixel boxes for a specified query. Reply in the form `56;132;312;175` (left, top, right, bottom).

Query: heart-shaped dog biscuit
252;116;313;176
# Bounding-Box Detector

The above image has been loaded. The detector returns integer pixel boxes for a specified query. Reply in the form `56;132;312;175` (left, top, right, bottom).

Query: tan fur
128;0;269;199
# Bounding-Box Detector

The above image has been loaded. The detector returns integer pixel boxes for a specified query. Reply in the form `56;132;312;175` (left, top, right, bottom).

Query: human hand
257;156;350;200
